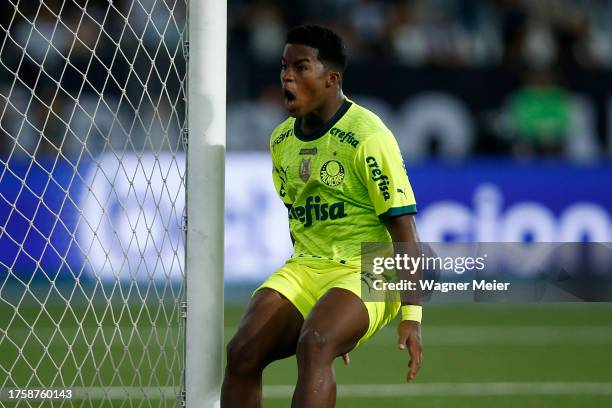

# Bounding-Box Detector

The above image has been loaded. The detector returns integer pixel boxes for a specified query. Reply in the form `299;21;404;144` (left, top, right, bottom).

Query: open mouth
283;89;298;112
284;89;296;102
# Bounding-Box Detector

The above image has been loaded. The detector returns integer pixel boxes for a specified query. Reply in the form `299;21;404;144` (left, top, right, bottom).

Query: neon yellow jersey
270;99;417;266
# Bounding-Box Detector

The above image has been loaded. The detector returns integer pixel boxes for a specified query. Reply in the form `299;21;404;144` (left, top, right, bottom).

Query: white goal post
186;0;226;407
0;0;225;407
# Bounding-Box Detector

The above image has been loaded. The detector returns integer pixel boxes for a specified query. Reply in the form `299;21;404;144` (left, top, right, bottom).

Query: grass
0;285;183;408
227;303;612;408
2;293;612;407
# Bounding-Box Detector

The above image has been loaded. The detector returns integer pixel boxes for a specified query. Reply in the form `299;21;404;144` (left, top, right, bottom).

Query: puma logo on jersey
289;195;347;227
330;127;359;147
366;156;390;201
275;166;289;197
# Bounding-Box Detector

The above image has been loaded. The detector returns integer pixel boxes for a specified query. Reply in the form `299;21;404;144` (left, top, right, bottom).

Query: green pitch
1;299;612;407
0;292;183;408
226;303;612;408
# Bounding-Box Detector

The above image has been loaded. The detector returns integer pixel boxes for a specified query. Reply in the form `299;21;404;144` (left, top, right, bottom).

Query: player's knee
296;328;334;363
225;337;263;376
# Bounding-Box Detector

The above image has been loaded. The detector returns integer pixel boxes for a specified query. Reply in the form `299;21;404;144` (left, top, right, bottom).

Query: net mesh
0;0;187;406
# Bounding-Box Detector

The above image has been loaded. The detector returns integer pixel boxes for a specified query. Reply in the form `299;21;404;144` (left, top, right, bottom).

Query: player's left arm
354;131;422;381
385;214;422;382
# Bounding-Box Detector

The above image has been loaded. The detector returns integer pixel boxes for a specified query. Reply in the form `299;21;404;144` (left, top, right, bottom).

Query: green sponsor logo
289;196;347;227
330;127;359;147
366;156;390;200
320;160;345;187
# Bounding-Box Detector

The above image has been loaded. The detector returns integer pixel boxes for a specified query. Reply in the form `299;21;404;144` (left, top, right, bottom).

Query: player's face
280;44;330;117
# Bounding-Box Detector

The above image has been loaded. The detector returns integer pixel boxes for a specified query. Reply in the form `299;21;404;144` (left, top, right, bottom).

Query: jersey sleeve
354;132;417;219
270;135;293;206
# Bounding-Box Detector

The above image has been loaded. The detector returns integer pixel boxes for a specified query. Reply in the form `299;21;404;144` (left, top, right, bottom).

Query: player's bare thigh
297;288;369;359
227;288;304;367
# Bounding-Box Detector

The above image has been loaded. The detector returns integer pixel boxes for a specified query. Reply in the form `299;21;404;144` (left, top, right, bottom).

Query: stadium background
1;0;612;407
224;2;612;407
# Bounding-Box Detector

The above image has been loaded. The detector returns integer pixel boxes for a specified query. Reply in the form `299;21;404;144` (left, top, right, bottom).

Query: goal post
185;0;226;407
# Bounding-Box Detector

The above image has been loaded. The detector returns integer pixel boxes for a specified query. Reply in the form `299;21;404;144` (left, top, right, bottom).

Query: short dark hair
286;25;347;72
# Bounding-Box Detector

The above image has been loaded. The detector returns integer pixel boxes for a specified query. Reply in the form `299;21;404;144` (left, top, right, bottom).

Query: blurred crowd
230;0;612;69
0;0;611;161
0;0;186;161
228;0;612;159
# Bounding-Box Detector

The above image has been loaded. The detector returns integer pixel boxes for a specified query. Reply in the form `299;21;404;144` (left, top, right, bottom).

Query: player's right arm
270;128;295;245
270;127;293;207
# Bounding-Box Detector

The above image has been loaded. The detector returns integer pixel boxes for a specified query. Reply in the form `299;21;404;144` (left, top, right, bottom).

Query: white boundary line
5;325;612;347
225;326;612;346
264;382;612;398
365;325;612;346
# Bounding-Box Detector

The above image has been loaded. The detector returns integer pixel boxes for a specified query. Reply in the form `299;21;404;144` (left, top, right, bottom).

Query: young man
221;25;422;408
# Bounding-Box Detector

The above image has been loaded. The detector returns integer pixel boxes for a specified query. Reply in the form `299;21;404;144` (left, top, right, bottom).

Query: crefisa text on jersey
366;156;390;200
289;195;347;227
330;127;360;147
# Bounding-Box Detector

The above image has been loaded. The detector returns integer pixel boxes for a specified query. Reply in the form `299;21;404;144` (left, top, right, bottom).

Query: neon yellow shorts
254;258;400;348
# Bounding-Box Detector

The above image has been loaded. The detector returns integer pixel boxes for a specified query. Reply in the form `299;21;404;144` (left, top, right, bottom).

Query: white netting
0;0;187;406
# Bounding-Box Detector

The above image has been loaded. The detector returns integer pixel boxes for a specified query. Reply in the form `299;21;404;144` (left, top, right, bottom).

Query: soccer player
221;25;422;408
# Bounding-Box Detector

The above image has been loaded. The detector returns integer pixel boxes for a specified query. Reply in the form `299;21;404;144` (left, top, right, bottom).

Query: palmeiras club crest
320;160;345;187
300;159;311;182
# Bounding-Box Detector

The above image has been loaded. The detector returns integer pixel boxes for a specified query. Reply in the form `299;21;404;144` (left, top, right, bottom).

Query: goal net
0;0;187;405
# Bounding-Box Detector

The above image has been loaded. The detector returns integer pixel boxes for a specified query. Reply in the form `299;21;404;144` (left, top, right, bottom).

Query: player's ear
326;70;341;88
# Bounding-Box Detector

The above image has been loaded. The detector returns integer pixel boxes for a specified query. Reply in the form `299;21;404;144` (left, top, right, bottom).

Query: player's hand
397;320;422;382
342;352;350;365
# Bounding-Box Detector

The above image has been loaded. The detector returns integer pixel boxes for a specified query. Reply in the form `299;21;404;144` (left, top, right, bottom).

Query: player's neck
301;91;345;135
